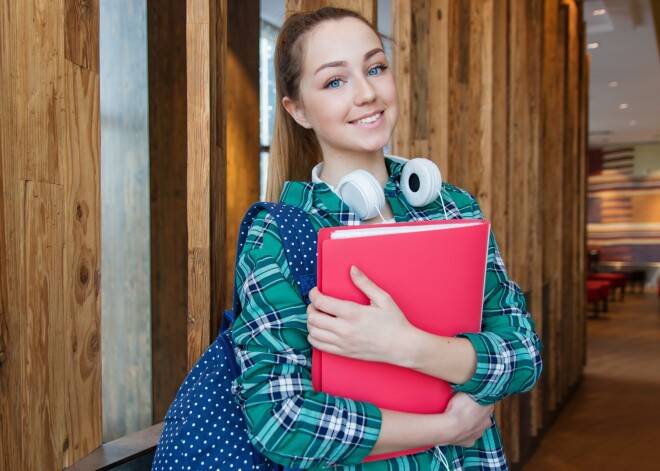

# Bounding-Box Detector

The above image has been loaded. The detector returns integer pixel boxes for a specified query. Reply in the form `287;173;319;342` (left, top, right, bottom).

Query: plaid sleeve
231;212;382;468
452;197;543;404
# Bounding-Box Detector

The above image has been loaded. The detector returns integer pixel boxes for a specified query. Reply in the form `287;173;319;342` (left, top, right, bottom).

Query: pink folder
312;219;490;462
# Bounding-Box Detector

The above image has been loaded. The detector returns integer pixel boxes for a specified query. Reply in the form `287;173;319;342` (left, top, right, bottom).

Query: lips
350;111;383;125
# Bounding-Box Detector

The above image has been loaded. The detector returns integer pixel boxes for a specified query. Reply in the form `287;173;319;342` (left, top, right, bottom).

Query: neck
319;150;388;188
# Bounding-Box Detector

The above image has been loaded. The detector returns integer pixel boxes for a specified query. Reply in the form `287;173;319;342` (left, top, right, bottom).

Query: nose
353;75;376;106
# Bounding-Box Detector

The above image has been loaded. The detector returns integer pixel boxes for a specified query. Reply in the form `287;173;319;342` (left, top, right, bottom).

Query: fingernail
350;265;360;276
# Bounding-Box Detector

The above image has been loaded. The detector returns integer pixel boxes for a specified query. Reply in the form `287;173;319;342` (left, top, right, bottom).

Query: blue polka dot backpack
152;203;317;471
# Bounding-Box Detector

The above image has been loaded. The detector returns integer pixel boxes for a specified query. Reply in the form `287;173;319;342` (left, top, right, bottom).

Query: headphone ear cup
336;169;385;220
400;158;443;207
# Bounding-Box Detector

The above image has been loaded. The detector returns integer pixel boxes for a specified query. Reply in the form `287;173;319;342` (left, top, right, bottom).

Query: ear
282;96;312;129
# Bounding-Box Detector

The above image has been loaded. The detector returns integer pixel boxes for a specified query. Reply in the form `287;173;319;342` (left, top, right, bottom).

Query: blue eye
324;78;342;89
368;64;387;76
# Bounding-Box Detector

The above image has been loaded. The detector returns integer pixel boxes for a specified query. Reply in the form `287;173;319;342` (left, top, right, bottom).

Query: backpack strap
222;202;318;331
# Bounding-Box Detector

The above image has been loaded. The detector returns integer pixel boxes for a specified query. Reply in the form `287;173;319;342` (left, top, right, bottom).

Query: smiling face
283;17;399;165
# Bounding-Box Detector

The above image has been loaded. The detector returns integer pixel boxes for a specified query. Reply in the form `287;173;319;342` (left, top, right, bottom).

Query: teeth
354;112;381;124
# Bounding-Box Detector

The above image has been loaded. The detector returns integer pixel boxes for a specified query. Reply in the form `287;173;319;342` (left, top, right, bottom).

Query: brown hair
266;7;387;201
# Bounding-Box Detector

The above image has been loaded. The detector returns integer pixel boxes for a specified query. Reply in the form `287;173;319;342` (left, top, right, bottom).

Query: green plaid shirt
232;158;542;470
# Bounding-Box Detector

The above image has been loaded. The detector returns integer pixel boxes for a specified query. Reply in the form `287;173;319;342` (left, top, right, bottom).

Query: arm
307;194;543;404
233;213;493;467
232;214;378;468
372;394;493;456
307;266;478;385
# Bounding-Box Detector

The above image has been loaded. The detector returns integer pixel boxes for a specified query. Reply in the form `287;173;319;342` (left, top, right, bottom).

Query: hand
442;393;494;447
306;266;415;365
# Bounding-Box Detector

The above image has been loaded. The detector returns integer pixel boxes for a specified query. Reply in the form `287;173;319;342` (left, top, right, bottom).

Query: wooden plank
489;0;509;251
563;0;580;393
226;0;260;315
390;0;413;157
1;0;101;467
476;0;495;217
14;0;64;185
506;0;544;459
541;0;564;414
147;0;190;423
559;1;573;403
186;0;227;365
210;0;228;351
64;0;100;71
0;1;24;467
285;0;377;24
186;5;212;367
63;58;102;466
579;36;590;372
23;181;66;470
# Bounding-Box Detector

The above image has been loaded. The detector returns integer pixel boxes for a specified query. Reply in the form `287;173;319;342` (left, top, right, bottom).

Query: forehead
300;17;383;72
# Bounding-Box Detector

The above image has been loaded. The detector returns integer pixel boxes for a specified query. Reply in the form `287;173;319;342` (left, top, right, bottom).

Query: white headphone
311;156;444;220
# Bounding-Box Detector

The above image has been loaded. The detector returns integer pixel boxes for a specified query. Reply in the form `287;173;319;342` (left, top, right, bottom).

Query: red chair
587;280;611;318
588;272;627;301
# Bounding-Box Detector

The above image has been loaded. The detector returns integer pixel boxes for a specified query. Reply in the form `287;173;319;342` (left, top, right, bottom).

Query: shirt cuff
450;332;498;404
340;401;383;465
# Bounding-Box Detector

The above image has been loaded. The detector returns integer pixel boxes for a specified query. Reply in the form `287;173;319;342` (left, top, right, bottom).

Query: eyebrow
314;48;385;75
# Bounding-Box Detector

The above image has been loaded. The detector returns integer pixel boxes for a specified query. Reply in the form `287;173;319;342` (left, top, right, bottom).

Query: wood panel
562;0;581;399
286;0;377;23
225;0;261;316
392;0;501;215
0;0;101;468
576;11;590;377
507;0;544;458
147;0;189;423
541;0;566;415
391;1;588;468
490;0;510;434
186;0;227;367
63;45;102;469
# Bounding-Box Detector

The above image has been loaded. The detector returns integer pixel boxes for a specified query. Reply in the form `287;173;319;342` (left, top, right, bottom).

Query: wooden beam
285;0;377;24
225;0;261;322
186;0;227;367
147;0;190;423
0;0;102;467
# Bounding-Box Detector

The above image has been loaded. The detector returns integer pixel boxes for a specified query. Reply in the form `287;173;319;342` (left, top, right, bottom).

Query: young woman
231;7;542;470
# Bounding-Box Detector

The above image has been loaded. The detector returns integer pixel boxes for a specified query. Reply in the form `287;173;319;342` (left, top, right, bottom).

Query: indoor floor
523;288;660;470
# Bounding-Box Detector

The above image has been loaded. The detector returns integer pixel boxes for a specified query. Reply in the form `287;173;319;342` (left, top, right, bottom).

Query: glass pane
100;0;152;441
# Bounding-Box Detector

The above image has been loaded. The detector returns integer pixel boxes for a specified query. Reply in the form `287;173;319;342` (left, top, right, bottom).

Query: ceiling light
587;42;600;50
593;9;607;16
630;120;637;126
619;103;629;110
608;81;618;87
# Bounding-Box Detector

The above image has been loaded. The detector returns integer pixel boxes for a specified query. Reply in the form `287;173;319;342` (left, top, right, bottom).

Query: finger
306;307;342;332
308;287;320;303
349;266;392;306
307;323;343;346
307;334;347;356
310;288;363;319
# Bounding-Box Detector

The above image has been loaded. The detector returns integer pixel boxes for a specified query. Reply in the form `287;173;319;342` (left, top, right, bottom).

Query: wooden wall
0;0;590;468
392;0;588;467
0;0;102;468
